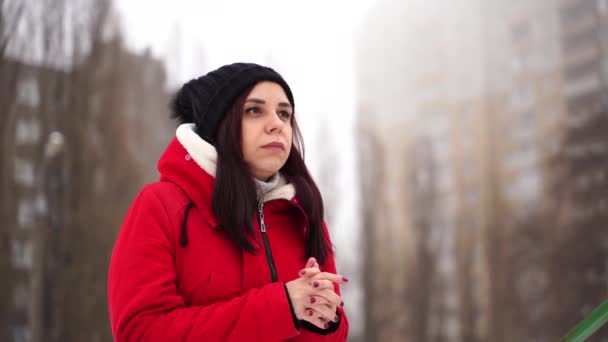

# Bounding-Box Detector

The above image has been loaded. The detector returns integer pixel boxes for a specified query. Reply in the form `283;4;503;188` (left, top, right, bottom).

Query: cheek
241;123;256;159
285;127;293;145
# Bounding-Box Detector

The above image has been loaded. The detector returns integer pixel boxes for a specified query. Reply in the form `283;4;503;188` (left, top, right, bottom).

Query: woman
108;63;349;341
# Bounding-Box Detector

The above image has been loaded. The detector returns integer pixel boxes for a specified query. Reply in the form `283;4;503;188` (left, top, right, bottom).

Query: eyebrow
245;98;292;108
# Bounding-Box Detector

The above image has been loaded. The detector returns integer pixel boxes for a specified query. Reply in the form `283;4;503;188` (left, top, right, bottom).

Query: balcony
563;43;600;67
563;72;602;98
561;10;598;37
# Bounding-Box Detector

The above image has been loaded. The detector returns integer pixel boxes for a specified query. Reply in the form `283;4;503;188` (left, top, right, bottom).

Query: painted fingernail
342;277;349;282
340;301;344;307
309;297;316;304
307;309;313;316
298;269;306;276
312;280;319;288
333;315;339;322
324;323;330;329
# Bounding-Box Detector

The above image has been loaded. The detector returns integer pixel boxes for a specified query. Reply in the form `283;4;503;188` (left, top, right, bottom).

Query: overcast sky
113;0;372;84
113;0;375;334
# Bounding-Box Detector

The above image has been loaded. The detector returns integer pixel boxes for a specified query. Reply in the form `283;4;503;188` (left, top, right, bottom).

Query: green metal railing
563;299;608;341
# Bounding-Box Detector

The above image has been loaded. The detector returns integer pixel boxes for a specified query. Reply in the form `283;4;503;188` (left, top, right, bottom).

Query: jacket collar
158;124;297;216
174;123;296;202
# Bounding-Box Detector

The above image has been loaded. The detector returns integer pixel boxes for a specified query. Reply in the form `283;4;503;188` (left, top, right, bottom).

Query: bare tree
406;137;441;341
506;210;550;341
477;105;525;342
357;124;386;342
404;136;445;342
545;105;608;340
0;0;25;56
315;116;338;227
1;1;172;341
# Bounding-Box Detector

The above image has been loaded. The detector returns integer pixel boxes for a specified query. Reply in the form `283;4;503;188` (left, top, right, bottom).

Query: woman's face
241;81;293;181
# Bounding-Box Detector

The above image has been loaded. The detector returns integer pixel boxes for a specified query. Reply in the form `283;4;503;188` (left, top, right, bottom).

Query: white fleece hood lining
175;123;295;202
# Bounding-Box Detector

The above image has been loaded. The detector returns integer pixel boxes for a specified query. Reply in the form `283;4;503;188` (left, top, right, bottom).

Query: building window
90;93;102;117
564;60;601;83
15;117;41;145
35;192;47;217
510;83;532;109
437;167;451;193
11;239;33;270
13;282;31;313
519;111;536;130
17;77;40;107
561;0;595;21
512;21;530;40
562;27;597;55
17;199;36;226
509;142;540;169
464;161;478;179
12;324;31;342
14;158;35;187
510;55;523;73
465;192;478;208
94;166;106;195
433;136;450;166
598;0;608;14
508;170;541;206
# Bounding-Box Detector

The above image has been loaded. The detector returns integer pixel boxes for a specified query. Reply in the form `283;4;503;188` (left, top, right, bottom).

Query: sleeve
297;222;350;341
108;186;300;342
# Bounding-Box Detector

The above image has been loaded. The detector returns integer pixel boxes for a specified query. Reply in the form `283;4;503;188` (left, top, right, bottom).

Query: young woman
108;63;349;341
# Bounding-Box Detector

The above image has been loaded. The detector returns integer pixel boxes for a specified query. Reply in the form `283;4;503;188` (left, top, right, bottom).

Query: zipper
257;201;278;282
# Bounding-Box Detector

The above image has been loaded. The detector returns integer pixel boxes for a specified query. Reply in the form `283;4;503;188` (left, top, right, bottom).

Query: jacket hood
157;124;297;227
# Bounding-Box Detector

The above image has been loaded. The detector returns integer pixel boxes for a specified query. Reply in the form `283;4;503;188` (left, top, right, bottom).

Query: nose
266;113;286;134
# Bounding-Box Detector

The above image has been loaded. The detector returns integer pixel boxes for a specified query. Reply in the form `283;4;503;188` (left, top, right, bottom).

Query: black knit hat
170;62;295;145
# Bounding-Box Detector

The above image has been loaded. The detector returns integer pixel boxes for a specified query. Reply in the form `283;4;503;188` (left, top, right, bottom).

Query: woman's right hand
285;258;347;329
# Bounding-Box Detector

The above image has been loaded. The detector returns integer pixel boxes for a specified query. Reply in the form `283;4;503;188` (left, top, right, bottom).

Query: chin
253;166;276;178
264;168;281;178
267;160;287;172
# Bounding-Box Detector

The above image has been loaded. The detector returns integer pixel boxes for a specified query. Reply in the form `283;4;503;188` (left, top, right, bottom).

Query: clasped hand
285;257;347;329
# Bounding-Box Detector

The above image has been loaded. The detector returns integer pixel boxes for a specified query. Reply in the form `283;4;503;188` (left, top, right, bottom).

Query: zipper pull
257;201;266;232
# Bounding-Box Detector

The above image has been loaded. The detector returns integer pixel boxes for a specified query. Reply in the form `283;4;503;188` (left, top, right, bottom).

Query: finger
310;272;349;284
305;257;318;269
307;295;329;306
307;296;340;310
312;289;342;307
310;278;341;291
308;302;338;319
302;308;331;329
307;302;336;322
298;267;321;278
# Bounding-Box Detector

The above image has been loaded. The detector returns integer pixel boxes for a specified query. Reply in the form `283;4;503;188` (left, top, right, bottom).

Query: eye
278;110;292;120
245;106;261;115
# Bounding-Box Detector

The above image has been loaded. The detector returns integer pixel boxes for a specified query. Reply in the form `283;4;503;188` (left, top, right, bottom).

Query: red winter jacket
108;124;348;341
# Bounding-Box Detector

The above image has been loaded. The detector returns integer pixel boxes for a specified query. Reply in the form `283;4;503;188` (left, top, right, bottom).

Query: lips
261;142;285;150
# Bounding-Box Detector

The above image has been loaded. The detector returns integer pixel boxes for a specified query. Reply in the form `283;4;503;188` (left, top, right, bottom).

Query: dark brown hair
212;85;332;265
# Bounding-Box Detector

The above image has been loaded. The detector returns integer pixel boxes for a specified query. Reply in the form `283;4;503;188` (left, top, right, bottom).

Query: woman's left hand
297;257;346;326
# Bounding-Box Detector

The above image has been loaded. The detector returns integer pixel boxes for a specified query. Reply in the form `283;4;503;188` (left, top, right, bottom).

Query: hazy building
354;0;560;340
0;59;71;342
356;0;608;340
355;1;494;340
1;45;171;342
559;0;608;116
